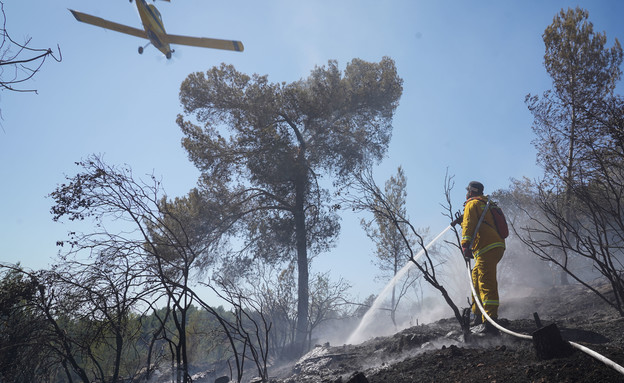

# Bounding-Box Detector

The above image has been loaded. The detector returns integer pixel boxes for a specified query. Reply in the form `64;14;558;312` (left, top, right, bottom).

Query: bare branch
0;1;61;94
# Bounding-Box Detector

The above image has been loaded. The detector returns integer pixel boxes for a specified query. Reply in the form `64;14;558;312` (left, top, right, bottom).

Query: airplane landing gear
138;42;151;55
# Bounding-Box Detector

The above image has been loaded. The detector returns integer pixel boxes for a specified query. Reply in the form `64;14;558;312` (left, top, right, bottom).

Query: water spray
346;225;453;345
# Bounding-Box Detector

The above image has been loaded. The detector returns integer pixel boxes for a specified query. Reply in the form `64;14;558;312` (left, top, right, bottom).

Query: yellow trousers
471;247;504;321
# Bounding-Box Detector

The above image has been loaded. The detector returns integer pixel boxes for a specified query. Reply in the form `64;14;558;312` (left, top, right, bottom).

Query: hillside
270;282;624;383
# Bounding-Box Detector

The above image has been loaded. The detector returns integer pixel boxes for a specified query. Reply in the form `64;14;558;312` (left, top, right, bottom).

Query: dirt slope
272;282;624;383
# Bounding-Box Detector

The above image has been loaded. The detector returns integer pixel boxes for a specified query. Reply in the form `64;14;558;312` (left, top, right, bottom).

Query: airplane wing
166;34;244;52
69;9;148;40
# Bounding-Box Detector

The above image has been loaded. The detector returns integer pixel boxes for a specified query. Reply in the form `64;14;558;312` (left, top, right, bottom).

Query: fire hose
454;200;624;375
465;263;624;376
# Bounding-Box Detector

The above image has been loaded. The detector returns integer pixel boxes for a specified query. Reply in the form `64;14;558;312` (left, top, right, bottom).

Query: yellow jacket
461;196;505;258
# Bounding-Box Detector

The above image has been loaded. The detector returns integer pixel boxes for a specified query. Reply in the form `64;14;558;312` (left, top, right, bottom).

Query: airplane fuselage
135;0;173;58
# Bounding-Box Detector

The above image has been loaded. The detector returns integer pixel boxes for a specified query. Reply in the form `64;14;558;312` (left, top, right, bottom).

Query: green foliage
185;306;233;367
178;58;403;179
135;305;234;371
0;267;52;383
543;7;622;102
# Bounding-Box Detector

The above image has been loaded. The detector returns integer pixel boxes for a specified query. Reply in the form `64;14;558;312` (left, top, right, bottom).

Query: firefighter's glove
462;245;473;260
451;212;463;227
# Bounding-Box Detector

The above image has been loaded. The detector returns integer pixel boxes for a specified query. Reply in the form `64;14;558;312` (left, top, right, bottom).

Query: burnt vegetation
2;6;624;383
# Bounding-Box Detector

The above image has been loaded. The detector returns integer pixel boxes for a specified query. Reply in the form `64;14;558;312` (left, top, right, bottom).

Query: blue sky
2;0;623;300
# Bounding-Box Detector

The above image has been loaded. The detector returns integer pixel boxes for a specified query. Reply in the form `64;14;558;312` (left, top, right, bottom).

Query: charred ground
269;282;624;383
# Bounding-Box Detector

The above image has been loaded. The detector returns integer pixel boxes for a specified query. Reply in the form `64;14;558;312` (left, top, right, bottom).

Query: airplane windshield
148;4;163;24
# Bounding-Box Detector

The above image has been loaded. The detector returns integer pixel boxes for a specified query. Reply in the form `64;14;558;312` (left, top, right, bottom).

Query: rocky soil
270;282;624;383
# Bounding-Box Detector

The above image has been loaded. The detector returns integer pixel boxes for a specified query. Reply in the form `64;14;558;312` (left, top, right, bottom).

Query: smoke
328;218;596;346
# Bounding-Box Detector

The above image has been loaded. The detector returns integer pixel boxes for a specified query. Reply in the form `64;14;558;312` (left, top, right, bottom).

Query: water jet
347;225;455;344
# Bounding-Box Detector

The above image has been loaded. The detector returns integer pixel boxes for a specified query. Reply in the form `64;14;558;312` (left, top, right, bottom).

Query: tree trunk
391;256;398;327
61;360;74;383
561;108;577;286
294;172;309;354
40;291;91;383
180;308;189;383
112;329;123;383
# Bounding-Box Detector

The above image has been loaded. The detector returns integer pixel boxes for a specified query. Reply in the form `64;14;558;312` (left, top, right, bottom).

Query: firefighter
452;181;505;335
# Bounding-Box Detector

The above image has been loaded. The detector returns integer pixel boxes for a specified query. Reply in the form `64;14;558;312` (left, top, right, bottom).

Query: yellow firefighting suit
461;196;506;322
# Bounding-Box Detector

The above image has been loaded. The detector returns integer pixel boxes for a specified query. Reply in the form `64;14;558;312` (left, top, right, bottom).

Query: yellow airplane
69;0;244;59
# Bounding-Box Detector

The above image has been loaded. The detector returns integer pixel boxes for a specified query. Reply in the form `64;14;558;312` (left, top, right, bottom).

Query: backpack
488;201;509;239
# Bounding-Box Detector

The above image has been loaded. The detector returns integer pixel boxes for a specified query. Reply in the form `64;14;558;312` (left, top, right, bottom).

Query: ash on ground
269;282;624;383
